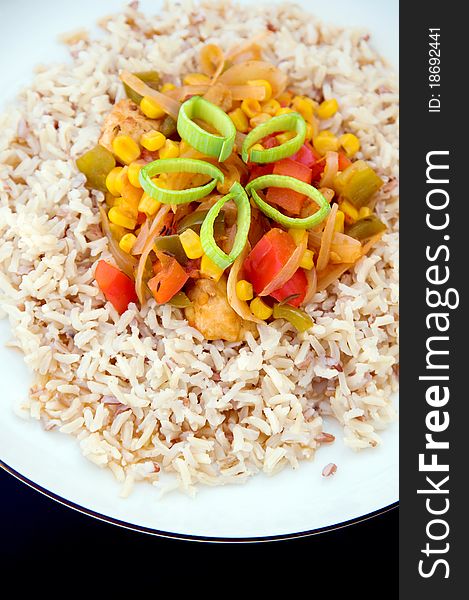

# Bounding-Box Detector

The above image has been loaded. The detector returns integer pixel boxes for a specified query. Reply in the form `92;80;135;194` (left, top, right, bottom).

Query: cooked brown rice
0;0;399;496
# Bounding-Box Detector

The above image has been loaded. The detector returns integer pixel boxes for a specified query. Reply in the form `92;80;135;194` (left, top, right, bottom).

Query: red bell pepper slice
95;260;138;314
243;228;307;307
266;158;313;215
148;255;189;304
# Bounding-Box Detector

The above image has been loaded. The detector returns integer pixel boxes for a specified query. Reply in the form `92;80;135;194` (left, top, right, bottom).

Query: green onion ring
200;181;251;269
241;112;307;164
177;96;236;162
139;158;224;204
246;174;331;229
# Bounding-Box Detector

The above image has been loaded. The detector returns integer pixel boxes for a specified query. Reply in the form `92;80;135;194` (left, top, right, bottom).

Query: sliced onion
319;151;339;188
317;263;353;291
200;44;225;79
135;205;171;303
120;71;181;120
318;187;335;204
219;61;287;99
316;203;338;272
99;206;137;279
308;230;362;264
226;34;269;62
168;85;210;101
131;219;150;256
303;266;317;304
226;243;263;324
259;234;307;297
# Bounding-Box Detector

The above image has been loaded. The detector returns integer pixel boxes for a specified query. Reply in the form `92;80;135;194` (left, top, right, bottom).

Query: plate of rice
0;0;399;540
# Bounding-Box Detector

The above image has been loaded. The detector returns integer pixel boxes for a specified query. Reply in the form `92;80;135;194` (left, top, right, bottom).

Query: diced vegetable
179;228;204;259
200;253;225;281
112;135;141;165
250;297;273;320
316;98;339;120
273;303;313;332
148;255;189;303
290;143;318;168
334;160;384;208
168;291;193;308
76;145;116;192
339;133;360;158
243;228;307;306
95;260;138;314
266;158;312;215
346;215;387;241
313;130;339;155
153;234;188;265
123;71;160;105
236;279;254;301
159;115;177;138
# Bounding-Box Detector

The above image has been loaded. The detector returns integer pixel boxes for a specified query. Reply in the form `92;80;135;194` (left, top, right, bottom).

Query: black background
1;468;398;582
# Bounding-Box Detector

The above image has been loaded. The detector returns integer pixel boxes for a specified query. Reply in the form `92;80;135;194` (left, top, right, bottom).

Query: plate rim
1;458;398;542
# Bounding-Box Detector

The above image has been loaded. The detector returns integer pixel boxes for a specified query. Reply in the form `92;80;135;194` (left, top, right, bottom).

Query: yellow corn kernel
241;98;261;118
106;166;124;196
250;297;273;320
183;73;211;86
339;133;361;158
228;107;249;133
112;135;141;165
161;82;176;93
292;96;314;122
140;130;166;152
339;200;359;224
127;161;145;188
138;192;161;216
334;210;345;233
140;96;166;119
288;228;307;245
119;233;137;254
249;112;271;128
317;98;339;120
200;254;225;281
262;98;281;116
236;280;254;302
299;249;315;270
179;228;204;259
275;107;294;116
108;206;137;229
109;223;127;241
276;131;296;144
305;122;314;141
115;166;128;194
248;79;272;102
359;206;372;219
277;91;293;107
313;130;339;155
159;139;180;159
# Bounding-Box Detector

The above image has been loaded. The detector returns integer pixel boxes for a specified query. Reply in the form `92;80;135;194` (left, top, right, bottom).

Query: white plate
0;0;399;540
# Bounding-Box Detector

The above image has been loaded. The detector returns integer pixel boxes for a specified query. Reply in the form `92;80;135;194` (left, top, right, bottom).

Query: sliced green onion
246;175;331;229
139;158;224;204
200;182;251;269
241;112;306;164
273;304;314;332
177;96;236;162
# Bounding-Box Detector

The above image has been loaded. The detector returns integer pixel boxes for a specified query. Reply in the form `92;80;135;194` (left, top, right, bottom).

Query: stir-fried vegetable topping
76;41;389;339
